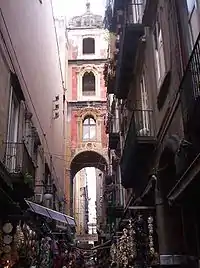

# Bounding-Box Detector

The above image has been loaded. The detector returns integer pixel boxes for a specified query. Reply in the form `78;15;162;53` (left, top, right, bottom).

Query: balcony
104;179;124;218
104;60;116;94
106;194;124;218
108;117;120;150
180;33;200;135
120;109;156;189
4;142;35;199
115;0;145;99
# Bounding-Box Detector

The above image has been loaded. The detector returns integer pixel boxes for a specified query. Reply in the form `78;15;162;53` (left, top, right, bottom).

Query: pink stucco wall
0;0;65;194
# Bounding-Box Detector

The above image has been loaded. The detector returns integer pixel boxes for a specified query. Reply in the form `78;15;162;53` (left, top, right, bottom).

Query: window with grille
82;72;95;96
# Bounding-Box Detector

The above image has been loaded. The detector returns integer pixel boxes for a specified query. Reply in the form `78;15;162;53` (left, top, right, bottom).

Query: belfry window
82;72;95;96
83;38;95;54
82;117;96;141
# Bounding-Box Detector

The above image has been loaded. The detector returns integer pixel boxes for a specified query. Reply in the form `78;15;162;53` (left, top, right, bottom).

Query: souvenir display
3;223;13;234
0;220;93;267
109;215;159;268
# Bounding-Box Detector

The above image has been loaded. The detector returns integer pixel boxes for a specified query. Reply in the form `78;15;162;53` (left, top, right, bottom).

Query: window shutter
158;30;165;79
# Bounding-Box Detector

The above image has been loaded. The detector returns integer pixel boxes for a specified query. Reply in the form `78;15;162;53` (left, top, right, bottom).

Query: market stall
0;221;40;267
0;200;76;268
110;215;159;268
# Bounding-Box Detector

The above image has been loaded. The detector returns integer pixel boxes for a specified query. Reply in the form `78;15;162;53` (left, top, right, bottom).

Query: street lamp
35;184;53;201
43;184;53;200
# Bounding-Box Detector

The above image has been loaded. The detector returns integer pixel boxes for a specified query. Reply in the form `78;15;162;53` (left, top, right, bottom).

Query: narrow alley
0;0;200;267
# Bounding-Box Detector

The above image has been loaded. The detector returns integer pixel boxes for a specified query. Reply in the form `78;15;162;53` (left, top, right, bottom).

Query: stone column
96;118;101;142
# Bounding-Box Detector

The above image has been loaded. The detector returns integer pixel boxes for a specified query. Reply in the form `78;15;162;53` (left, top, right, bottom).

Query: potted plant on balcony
24;172;34;189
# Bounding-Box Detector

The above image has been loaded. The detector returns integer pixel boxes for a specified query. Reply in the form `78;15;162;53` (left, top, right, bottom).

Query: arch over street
70;150;108;179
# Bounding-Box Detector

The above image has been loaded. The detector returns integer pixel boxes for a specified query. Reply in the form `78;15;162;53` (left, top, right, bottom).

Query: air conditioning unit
34;193;43;204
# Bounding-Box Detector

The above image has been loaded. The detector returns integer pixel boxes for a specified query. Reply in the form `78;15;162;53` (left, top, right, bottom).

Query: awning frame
25;200;76;227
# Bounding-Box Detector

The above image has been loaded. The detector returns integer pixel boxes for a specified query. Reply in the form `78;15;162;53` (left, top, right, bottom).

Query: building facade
0;0;77;266
105;0;200;267
65;2;108;217
73;168;88;235
0;0;67;213
54;15;68;91
95;169;104;231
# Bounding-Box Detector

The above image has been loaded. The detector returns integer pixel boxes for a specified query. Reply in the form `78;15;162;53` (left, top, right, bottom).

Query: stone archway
69;150;108;216
70;150;108;178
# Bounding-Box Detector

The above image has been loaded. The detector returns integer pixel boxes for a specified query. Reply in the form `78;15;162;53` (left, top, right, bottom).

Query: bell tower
86;0;90;13
66;4;108;215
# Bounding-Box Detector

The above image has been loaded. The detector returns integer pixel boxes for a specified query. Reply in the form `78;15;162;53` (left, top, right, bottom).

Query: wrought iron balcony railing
126;0;144;25
180;33;200;127
128;109;155;139
4;142;35;178
109;116;120;134
114;1;145;99
120;109;155;188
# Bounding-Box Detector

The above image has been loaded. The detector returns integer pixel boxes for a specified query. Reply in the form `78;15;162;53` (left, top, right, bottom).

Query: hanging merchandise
118;228;129;267
109;215;159;268
39;237;52;268
134;214;159;268
0;221;44;267
115;222;137;268
127;218;137;267
147;216;159;266
3;223;13;234
134;215;149;268
110;242;117;267
0;222;18;267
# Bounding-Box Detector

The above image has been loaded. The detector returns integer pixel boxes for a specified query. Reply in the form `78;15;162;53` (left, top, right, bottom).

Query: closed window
139;73;150;135
7;87;19;143
127;0;143;23
82;72;95;96
82;117;96;141
6;86;20;172
24;119;35;158
83;38;95;54
140;73;149;110
186;0;200;48
153;18;166;87
187;0;196;12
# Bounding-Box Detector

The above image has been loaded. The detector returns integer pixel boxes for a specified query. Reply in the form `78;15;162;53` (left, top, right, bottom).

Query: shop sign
76;234;98;242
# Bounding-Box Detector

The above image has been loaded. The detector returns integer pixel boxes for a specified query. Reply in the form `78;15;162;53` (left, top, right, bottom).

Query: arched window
83;38;95;54
82;117;96;141
82;72;95;96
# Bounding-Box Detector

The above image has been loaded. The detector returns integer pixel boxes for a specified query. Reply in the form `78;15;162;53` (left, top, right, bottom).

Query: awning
25;200;75;227
91;240;112;250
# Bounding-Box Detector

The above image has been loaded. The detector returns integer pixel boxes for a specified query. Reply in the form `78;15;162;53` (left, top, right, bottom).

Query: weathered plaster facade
0;0;66;205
